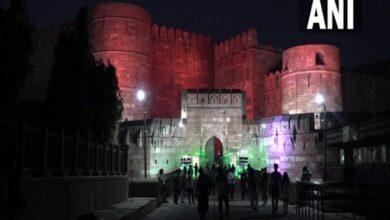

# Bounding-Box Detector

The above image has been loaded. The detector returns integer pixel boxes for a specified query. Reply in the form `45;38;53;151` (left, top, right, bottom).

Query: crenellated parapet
152;24;213;48
264;71;282;91
214;28;258;60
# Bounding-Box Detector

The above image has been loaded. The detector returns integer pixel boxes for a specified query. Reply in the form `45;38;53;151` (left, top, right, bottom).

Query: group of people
158;163;313;219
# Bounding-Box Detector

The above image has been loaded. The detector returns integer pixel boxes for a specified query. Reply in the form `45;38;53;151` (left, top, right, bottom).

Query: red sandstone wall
214;29;280;120
281;44;342;114
151;25;215;118
264;71;282;117
90;3;152;121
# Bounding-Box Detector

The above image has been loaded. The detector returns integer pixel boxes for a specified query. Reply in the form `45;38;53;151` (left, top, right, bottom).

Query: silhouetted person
260;168;269;206
187;169;195;204
194;163;199;177
216;167;229;219
157;169;168;203
247;168;259;212
209;164;216;195
270;163;282;215
240;170;247;200
173;169;181;204
301;166;312;182
227;168;236;200
188;165;194;177
196;168;210;220
281;172;292;214
180;166;187;203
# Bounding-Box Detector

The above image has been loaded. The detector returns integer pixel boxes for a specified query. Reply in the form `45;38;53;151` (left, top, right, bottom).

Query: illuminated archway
204;136;223;166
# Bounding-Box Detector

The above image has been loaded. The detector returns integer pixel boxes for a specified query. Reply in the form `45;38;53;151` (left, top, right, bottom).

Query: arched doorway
204;136;223;166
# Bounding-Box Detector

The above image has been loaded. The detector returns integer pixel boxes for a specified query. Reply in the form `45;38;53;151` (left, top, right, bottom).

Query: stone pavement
94;197;157;220
141;194;364;220
142;194;302;220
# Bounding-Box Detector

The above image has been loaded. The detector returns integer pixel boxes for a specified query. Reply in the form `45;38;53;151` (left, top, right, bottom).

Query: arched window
316;52;325;65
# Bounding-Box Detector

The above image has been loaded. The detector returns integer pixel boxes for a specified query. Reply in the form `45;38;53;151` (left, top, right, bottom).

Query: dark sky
1;0;390;68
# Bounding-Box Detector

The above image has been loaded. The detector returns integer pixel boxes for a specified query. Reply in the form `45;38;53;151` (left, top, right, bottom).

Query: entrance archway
204;136;223;166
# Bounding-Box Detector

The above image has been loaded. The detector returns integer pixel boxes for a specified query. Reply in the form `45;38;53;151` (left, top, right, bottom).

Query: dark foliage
0;0;33;116
46;7;123;143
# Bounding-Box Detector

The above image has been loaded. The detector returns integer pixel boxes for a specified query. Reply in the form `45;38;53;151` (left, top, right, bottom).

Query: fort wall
214;29;281;120
90;2;152;121
264;71;282;117
151;25;215;118
281;44;343;114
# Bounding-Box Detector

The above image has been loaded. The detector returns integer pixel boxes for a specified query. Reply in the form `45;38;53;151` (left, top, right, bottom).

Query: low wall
128;179;158;198
20;176;128;220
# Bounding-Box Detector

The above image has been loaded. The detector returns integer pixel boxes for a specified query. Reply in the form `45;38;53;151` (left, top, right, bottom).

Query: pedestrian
301;166;312;182
157;169;168;203
173;169;181;204
210;164;216;195
216;167;229;219
180;166;187;203
247;168;259;212
240;170;247;200
196;168;210;220
194;163;199;177
270;163;282;215
187;169;195;204
281;172;292;214
188;165;194;177
260;168;269;207
227;168;236;200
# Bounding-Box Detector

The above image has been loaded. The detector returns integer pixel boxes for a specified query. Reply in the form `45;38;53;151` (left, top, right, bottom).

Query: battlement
151;24;213;47
214;28;258;60
264;71;282;91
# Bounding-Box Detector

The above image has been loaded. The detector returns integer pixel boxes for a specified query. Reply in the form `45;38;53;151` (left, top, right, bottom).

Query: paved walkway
142;195;302;220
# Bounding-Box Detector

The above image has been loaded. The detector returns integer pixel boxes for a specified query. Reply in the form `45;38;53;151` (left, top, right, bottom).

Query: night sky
1;0;389;68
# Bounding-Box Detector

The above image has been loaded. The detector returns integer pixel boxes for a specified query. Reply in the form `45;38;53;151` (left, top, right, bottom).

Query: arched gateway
204;136;223;166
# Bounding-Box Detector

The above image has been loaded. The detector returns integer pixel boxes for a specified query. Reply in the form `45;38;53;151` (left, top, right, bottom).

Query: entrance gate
204;136;223;166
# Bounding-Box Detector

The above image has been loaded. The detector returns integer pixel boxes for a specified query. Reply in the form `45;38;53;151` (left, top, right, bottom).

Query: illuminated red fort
90;2;342;121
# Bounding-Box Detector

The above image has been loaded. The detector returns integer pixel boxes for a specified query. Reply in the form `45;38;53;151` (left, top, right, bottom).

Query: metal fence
296;181;390;220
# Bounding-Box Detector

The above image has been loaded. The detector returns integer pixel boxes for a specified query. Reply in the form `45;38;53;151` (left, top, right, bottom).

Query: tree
88;61;123;143
46;7;123;143
0;0;33;115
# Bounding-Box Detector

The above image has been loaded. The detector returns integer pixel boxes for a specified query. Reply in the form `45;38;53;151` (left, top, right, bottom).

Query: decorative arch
204;136;224;166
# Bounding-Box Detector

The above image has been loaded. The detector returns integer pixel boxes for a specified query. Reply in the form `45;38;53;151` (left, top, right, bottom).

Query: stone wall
281;44;342;114
90;2;153;121
151;25;215;118
20;176;128;220
214;29;281;120
264;71;282;117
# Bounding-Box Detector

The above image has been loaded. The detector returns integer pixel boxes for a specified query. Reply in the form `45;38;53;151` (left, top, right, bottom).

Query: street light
315;94;327;181
137;90;147;178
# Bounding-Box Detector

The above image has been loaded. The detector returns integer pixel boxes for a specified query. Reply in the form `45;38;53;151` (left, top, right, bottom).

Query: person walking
240;170;247;200
180;166;187;203
187;169;195;204
157;169;168;203
270;163;282;215
194;163;199;177
301;166;312;182
196;168;210;220
247;168;259;212
173;169;181;204
210;164;216;195
281;172;292;214
260;168;269;207
227;168;236;200
216;167;229;220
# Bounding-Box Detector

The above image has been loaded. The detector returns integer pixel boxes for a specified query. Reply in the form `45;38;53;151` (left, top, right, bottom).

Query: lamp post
137;90;147;178
316;94;327;181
